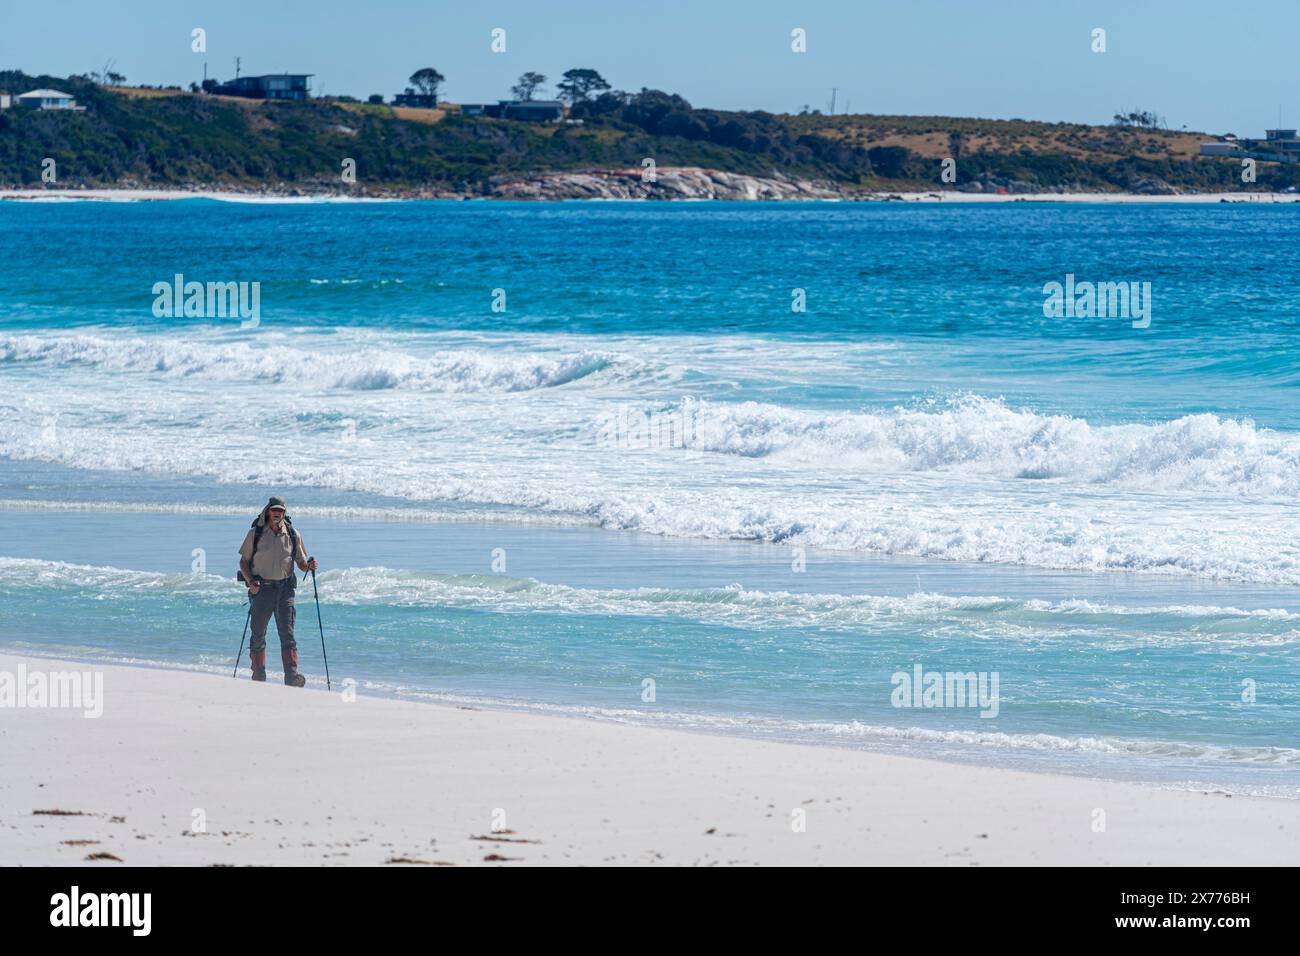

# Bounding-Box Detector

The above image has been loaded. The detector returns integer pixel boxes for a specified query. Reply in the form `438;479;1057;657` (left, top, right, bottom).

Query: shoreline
8;639;1299;802
3;186;1299;205
3;651;1298;866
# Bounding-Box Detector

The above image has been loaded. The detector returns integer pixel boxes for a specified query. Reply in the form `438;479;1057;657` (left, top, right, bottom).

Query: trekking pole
233;600;252;678
310;567;331;690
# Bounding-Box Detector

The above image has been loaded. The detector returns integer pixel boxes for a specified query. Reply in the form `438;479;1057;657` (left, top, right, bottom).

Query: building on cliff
1201;129;1300;163
461;100;564;121
212;74;313;101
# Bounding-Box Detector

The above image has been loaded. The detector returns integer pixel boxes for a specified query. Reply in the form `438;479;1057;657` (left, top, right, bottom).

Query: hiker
237;496;318;686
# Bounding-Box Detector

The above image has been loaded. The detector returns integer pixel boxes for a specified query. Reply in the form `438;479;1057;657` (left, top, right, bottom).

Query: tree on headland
84;60;125;86
511;72;547;101
621;89;693;132
409;68;445;101
1112;109;1165;130
85;62;125;86
556;68;610;105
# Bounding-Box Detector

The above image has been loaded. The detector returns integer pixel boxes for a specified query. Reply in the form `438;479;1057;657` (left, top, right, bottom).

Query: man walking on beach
238;496;318;686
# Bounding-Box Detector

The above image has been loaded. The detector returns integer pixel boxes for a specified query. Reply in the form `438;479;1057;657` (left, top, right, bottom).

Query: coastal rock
1126;175;1181;195
488;166;843;201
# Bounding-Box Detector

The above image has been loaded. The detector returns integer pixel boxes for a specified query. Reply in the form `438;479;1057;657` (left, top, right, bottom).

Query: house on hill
212;74;312;101
1201;128;1300;164
392;88;437;108
16;88;82;110
460;99;564;121
1260;129;1300;159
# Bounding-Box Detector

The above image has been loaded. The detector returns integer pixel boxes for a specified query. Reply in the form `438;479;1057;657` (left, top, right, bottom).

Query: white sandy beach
0;188;394;204
2;653;1296;866
2;187;1298;204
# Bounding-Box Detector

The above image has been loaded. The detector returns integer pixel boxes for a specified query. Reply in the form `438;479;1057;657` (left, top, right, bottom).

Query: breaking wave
0;332;644;393
676;395;1300;496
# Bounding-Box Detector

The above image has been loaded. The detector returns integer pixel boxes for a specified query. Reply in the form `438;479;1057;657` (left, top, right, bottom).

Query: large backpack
238;513;300;583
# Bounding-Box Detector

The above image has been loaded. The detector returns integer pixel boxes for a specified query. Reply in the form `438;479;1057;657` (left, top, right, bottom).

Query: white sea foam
1;557;1295;645
0;332;643;393
678;395;1300;496
6;330;1300;583
2;423;1296;584
0;498;598;527
11;331;1299;492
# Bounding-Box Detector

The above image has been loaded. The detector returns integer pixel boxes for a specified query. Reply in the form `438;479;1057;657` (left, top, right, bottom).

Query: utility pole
234;56;241;79
829;87;838;116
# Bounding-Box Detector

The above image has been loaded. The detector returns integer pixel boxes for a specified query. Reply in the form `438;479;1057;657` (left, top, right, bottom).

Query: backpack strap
250;513;299;560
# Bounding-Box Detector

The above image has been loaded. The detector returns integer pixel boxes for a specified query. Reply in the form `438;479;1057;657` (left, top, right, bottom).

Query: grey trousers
249;579;296;653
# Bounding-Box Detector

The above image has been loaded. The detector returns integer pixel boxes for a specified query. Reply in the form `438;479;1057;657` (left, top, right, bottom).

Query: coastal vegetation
1;70;1294;194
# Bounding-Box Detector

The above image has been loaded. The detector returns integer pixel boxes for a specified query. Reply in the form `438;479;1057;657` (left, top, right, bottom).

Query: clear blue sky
3;0;1296;134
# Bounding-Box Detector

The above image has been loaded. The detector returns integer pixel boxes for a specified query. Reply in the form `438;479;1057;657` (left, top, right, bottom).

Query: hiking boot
250;648;267;682
282;647;306;688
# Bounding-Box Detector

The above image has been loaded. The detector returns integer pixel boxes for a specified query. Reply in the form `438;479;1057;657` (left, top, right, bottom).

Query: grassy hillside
1;72;1293;194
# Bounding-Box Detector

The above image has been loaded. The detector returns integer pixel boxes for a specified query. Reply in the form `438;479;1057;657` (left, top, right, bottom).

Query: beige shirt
239;521;306;581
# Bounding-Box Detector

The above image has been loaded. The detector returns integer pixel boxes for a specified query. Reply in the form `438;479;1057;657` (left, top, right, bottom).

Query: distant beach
3;185;1299;203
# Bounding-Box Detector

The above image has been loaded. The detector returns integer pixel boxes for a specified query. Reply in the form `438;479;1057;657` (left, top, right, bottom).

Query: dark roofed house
505;100;563;121
1263;129;1300;153
460;99;563;122
392;88;437;108
212;74;313;101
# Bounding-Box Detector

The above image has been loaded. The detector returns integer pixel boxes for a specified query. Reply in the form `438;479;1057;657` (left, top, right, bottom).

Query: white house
0;93;11;109
1199;141;1242;157
17;88;81;110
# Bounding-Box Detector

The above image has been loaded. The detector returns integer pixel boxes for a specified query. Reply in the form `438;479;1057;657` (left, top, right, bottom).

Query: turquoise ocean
1;198;1298;795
